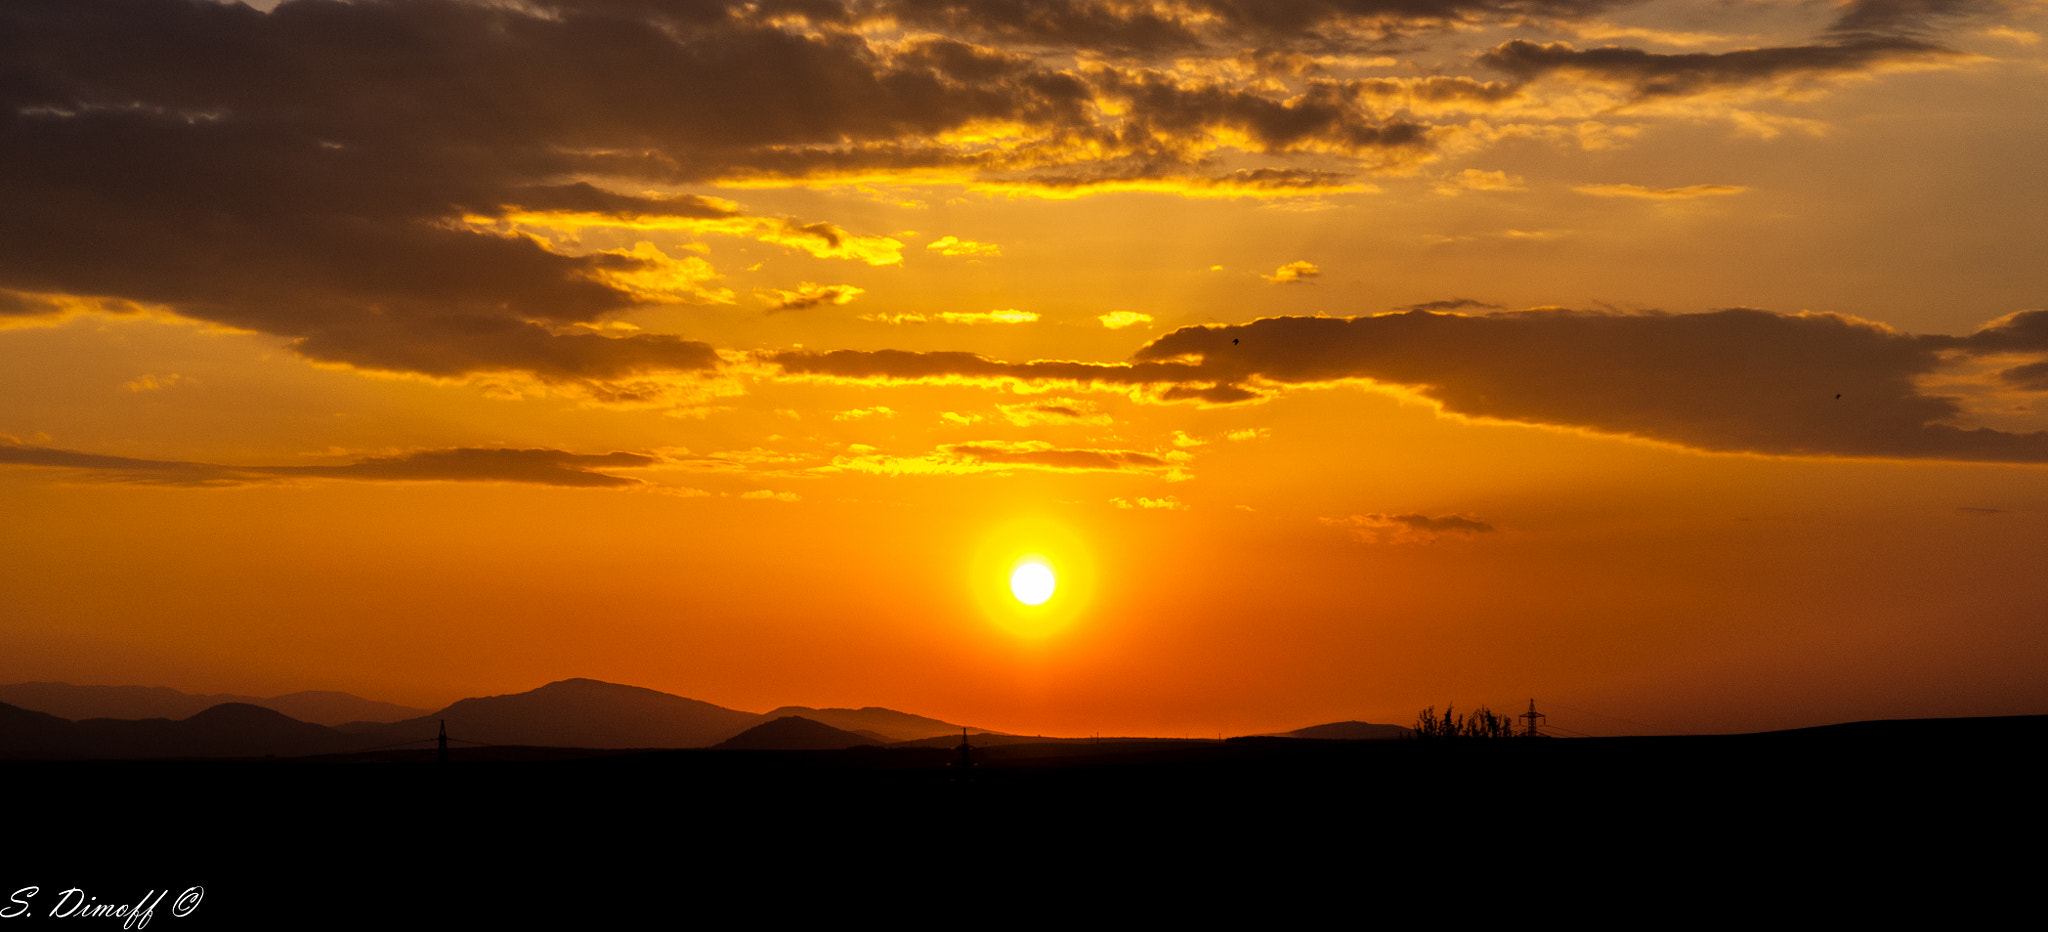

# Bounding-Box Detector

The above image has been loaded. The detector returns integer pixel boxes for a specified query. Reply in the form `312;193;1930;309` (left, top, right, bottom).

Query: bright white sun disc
1010;562;1056;605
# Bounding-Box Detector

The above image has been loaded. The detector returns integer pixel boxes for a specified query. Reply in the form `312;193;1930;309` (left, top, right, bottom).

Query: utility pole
1519;699;1546;738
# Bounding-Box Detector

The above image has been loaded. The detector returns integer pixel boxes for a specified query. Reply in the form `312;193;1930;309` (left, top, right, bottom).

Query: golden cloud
1263;260;1321;284
926;235;1002;257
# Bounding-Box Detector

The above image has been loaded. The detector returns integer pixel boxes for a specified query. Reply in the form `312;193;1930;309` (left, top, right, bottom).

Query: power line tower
951;726;975;782
1519;699;1546;738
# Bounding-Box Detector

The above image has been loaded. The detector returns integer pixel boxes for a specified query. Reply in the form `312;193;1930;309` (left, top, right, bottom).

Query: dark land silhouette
5;677;2036;923
12;711;2038;922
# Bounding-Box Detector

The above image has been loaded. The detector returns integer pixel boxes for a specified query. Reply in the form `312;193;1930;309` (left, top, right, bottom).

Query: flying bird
1232;338;1239;345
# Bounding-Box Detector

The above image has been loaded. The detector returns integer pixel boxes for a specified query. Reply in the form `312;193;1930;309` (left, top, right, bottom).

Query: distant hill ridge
372;677;768;750
0;682;428;726
0;677;995;755
763;705;986;743
1280;721;1413;741
715;716;883;750
5;676;1409;760
0;700;362;759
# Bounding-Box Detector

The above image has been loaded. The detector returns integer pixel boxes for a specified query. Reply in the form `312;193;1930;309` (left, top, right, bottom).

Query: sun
970;518;1094;640
1010;560;1056;605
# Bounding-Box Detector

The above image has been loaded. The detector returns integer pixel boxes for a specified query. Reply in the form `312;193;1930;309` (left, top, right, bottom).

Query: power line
1542;702;1694;736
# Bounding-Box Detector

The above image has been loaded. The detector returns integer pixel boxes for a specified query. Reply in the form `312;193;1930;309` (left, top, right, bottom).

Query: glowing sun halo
1010;561;1056;605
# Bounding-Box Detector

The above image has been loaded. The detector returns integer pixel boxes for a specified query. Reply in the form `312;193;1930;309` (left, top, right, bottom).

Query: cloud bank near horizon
775;307;2048;463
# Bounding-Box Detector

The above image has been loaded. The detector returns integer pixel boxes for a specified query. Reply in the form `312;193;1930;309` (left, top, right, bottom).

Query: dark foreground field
9;716;2043;924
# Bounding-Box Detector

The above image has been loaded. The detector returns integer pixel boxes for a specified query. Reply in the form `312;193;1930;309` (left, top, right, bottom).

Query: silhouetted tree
1411;703;1519;739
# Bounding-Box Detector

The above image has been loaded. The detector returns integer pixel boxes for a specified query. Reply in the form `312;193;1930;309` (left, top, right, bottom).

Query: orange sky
3;0;2046;737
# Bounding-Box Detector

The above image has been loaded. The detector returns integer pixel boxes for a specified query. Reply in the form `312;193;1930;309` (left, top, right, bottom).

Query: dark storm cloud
1132;310;2048;461
1192;0;1621;33
15;0;1486;385
0;0;1095;382
1998;360;2048;391
1474;0;2002;102
1477;36;1956;99
0;293;49;317
882;0;1628;51
992;166;1364;195
883;0;1206;52
1353;76;1522;107
6;0;2004;396
1093;68;1435;155
287;318;721;381
0;291;85;318
774;308;2048;463
0;441;655;487
1937;308;2048;389
1828;0;2007;38
501;184;739;221
1951;309;2048;352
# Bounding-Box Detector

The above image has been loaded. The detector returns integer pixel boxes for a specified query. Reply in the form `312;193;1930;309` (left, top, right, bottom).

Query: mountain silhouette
0;682;265;721
109;702;356;757
0;682;426;725
0;701;359;759
256;690;428;726
0;702;81;757
762;705;978;742
1282;721;1413;741
372;678;764;750
714;715;884;750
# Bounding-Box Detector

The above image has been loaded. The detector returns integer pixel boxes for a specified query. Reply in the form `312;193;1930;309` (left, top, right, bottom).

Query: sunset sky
4;0;2046;737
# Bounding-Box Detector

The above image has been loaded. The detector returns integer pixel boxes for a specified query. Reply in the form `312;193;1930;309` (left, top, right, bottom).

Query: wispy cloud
0;442;658;488
1574;183;1748;199
1324;513;1495;544
824;440;1182;477
757;283;865;311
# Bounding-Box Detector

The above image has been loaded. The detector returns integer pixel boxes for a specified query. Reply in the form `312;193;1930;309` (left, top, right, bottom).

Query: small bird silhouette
1231;338;1239;345
1835;393;1842;400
